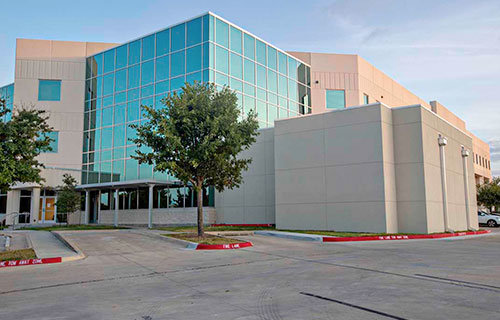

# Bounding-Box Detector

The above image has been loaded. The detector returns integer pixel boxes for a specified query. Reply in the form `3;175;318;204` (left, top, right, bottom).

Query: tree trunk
197;183;204;237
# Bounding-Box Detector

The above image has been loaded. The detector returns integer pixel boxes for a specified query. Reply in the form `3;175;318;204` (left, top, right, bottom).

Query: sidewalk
27;231;79;259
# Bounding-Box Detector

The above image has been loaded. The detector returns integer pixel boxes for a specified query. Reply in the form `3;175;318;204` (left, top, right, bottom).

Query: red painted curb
211;224;274;227
0;257;62;268
195;241;253;250
323;230;491;242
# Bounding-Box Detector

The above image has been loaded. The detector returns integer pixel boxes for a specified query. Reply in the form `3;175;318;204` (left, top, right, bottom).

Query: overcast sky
1;0;498;175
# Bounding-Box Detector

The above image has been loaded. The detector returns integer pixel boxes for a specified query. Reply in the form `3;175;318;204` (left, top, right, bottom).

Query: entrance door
89;191;99;224
38;197;56;223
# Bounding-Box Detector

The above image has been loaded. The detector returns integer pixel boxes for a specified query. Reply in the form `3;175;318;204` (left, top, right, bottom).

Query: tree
0;100;53;190
55;174;81;219
477;177;500;212
132;82;259;237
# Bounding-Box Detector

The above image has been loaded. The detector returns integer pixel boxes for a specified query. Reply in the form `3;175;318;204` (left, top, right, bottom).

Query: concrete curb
254;231;323;242
51;231;87;262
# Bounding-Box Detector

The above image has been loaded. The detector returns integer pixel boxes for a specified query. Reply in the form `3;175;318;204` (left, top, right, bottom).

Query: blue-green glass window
256;65;266;88
128;88;139;101
141;85;154;98
171;51;185;78
363;94;369;104
208;15;215;41
243;59;255;83
230;53;242;79
288;57;297;80
113;125;125;147
128;65;140;88
288;79;298;102
114;104;126;125
171;23;185;52
244;96;255;115
267;70;277;93
101;149;112;161
257;88;266;101
113;148;124;160
156;29;170;56
278;75;288;97
230;78;243;92
113;160;124;182
96;77;102;98
92;54;103;77
278;52;287;75
128;40;141;65
103;74;114;96
215;46;228;74
115;69;127;92
116;45;128;69
42;132;59;153
101;128;113;149
100;162;112;182
326;90;345;109
256;100;266;122
115;92;126;104
186;71;202;84
38;80;61;101
186;45;202;73
142;35;155;61
244;83;255;96
141;61;154;86
102;107;113;127
268;105;277;124
156;55;169;81
215;72;229;87
203;42;211;69
125;159;138;180
230;27;242;54
170;76;185;91
256;40;266;65
141;97;154;109
139;163;152;179
187;17;202;47
202;15;210;42
243;34;255;60
126;126;137;145
127;101;140;122
103;50;115;74
268;92;278;105
215;19;229;48
267;46;277;70
155;80;169;94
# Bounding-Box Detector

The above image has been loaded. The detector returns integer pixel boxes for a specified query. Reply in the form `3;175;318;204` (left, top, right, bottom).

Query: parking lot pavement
0;228;499;320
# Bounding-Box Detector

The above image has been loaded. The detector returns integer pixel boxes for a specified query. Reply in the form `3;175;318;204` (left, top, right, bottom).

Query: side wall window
38;80;61;101
41;131;59;153
326;90;345;110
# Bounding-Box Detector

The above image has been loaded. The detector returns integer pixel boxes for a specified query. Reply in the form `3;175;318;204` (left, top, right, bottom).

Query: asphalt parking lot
1;228;499;320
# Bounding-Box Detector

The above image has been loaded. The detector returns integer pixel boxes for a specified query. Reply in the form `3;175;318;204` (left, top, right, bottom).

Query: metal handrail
1;212;30;230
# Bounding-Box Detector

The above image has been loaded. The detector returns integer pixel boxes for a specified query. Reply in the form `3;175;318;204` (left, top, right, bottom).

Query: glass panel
278;52;287;75
170;51;185;78
126;126;137;145
128;40;141;65
156;55;169;81
141;85;154;98
142;35;155;61
203;42;210;69
256;65;266;88
155;80;169;94
156;29;170;56
92;54;103;77
243;33;255;60
171;23;185;52
141;60;154;85
170;76;185;91
256;100;266;122
128;65;140;88
244;83;255;96
186;45;202;73
278;74;288;97
38;80;61;101
326;90;345;109
267;46;277;70
268;104;277;124
230;27;242;54
256;40;266;65
243;96;255;115
116;45;128;69
103;73;114;96
115;69;127;92
102;107;113;127
139;164;152;179
230;78;243;92
100;162;112;183
215;46;228;74
215;72;228;87
267;69;277;93
114;104;126;125
186;71;202;84
288;57;297;80
113;125;125;147
101;127;113;149
288;79;298;102
127;101;140;122
243;59;255;83
187;17;202;47
113;160;124;181
125;159;138;180
128;88;139;101
215;19;229;48
103;49;115;74
230;53;242;79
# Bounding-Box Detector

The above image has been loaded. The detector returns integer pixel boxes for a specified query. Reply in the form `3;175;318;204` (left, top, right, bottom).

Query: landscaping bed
157;225;275;233
0;248;37;261
20;225;129;232
164;233;248;245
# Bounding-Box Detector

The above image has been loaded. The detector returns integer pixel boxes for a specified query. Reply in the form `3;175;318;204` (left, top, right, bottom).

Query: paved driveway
0;228;499;320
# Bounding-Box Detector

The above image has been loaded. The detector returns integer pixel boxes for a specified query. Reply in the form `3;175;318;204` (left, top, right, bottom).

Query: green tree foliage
55;174;81;214
0;100;53;190
477;177;500;212
132;83;259;236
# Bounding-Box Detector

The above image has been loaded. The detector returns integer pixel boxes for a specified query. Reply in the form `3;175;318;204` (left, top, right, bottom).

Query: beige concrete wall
13;39;117;189
215;128;275;224
99;207;216;225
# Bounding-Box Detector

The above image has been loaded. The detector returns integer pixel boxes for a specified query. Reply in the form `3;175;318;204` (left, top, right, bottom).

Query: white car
478;211;500;227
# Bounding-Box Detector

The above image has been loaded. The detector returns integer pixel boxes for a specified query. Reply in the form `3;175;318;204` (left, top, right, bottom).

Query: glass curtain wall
82;13;311;186
0;83;14;122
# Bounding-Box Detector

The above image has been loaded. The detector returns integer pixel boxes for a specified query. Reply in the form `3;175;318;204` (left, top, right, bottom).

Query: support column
31;187;41;224
114;189;119;227
438;135;453;232
148;184;154;229
84;190;90;225
461;147;476;231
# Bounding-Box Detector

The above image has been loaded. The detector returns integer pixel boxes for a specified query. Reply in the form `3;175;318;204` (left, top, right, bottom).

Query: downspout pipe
438;134;453;233
461;147;477;231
